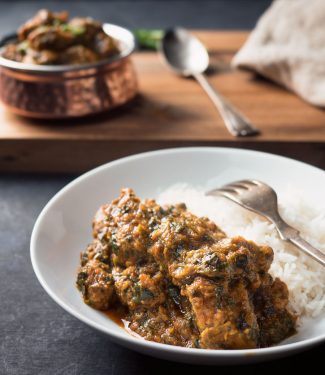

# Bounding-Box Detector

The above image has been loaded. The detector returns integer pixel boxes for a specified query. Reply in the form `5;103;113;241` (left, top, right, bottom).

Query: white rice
157;184;325;322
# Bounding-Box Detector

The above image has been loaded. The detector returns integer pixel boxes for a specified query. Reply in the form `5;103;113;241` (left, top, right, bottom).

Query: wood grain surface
0;31;324;172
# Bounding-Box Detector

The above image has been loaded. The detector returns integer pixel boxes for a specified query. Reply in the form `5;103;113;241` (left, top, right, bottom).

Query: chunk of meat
183;277;259;349
93;189;165;267
92;32;119;58
69;17;102;45
27;26;74;51
18;9;68;40
253;275;296;346
168;237;272;286
149;210;226;272
77;259;115;310
112;264;166;310
128;301;199;347
80;238;110;266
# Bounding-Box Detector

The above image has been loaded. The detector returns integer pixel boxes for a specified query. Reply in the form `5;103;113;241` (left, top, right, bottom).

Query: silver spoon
160;28;259;137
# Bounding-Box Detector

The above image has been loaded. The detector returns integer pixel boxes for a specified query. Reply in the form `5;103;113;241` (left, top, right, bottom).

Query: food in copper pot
2;9;119;65
76;188;296;349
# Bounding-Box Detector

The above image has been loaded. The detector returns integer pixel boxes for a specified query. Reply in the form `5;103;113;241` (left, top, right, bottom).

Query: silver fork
206;179;325;267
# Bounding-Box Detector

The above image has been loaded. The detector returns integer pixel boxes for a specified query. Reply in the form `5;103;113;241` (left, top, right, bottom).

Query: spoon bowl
160;28;260;137
161;28;209;75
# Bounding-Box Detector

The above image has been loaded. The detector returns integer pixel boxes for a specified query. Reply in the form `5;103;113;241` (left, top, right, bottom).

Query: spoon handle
194;73;259;137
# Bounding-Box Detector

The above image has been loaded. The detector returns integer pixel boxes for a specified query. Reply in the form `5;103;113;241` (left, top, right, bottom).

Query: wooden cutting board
0;31;324;172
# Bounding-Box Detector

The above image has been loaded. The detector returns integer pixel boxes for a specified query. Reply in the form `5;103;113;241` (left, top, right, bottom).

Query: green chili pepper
134;29;164;50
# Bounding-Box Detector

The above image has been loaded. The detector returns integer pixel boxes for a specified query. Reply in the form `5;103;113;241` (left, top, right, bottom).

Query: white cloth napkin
233;0;325;107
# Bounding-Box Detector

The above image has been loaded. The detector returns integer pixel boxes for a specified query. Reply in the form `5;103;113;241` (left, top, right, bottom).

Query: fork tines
206;179;262;196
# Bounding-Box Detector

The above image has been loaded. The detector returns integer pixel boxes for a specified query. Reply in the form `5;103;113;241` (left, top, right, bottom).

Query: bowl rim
0;23;135;73
30;147;325;359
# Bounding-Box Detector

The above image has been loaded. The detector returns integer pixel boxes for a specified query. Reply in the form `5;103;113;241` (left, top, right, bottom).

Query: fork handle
288;235;325;267
272;214;325;266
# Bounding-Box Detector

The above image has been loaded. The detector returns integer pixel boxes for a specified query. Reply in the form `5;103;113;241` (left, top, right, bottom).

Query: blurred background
0;0;273;31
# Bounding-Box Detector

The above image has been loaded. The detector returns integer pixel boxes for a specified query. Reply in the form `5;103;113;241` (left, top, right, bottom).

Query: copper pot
0;24;138;119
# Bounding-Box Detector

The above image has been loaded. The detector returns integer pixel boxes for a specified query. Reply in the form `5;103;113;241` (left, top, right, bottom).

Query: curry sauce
104;306;126;328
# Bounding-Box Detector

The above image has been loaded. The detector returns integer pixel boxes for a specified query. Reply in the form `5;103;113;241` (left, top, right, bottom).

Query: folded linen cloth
233;0;325;107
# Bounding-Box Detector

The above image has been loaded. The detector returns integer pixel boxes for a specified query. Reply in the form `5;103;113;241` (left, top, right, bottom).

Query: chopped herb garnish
121;205;130;214
53;19;64;27
94;252;110;265
215;284;224;308
111;235;119;253
80;252;88;266
159;207;166;215
236;313;249;331
125;234;133;242
172;242;185;260
148;217;157;229
167;285;181;306
17;41;29;55
103;275;112;283
133;285;154;303
59;23;86;36
201;234;213;243
140;288;154;300
235;254;248;269
76;271;88;293
170;221;184;233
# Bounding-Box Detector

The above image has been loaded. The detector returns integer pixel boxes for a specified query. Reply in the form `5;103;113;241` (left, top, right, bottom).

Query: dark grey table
1;1;324;374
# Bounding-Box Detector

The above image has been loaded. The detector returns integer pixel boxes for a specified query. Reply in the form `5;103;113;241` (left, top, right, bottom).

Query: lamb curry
77;188;296;349
2;9;119;65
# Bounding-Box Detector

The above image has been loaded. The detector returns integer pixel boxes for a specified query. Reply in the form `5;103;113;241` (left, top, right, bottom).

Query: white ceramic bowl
30;147;325;365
